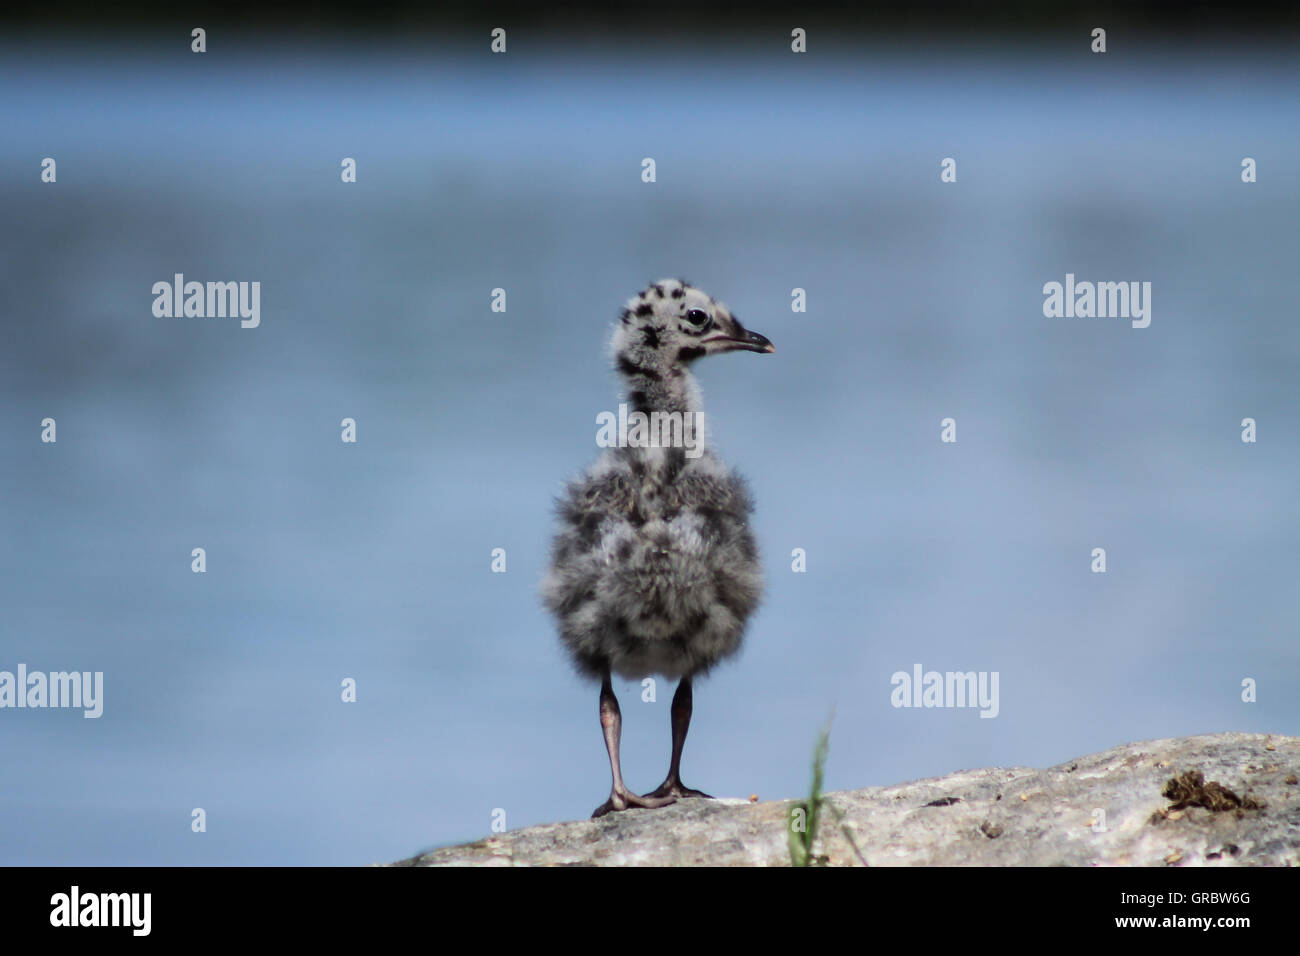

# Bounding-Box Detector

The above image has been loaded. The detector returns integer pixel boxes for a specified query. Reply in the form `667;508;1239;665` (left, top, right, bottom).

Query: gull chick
542;278;773;817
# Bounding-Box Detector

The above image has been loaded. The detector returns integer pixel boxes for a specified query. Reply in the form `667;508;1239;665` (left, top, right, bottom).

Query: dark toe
647;781;713;800
592;789;677;817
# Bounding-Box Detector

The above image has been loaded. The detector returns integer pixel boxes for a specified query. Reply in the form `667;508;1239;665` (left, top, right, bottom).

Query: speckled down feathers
541;279;765;681
543;445;761;680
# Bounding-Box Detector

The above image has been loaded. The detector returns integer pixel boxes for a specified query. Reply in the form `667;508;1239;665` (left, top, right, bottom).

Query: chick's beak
708;323;775;354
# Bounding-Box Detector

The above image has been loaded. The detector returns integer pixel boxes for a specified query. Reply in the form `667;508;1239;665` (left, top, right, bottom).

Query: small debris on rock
980;820;1003;838
924;796;961;807
1159;770;1267;814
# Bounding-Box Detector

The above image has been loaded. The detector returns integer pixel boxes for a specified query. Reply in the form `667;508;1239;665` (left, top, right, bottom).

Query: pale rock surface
389;733;1298;867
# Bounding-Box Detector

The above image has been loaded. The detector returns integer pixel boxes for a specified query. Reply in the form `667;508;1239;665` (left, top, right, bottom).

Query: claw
592;788;678;818
645;780;712;801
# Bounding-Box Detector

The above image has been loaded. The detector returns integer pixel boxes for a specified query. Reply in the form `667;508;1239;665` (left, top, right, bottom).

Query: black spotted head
612;279;774;384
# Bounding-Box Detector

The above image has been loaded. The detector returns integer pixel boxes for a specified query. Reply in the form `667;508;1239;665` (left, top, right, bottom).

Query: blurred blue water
1;38;1297;864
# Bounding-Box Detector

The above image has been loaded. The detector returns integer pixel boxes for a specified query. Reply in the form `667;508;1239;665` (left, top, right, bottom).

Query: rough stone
387;733;1299;867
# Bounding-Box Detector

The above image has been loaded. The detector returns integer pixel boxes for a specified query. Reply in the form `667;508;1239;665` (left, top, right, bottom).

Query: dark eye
685;309;712;330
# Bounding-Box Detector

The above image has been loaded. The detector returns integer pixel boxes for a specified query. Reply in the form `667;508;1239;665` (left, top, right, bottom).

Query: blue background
1;33;1296;864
